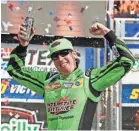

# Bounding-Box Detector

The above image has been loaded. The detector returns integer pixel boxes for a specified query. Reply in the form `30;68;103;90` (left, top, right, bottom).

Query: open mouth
60;63;68;68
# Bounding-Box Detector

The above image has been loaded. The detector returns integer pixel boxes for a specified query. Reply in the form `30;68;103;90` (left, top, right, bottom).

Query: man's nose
57;55;64;61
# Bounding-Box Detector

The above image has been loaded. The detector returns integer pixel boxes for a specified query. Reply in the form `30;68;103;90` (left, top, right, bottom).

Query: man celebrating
7;22;135;130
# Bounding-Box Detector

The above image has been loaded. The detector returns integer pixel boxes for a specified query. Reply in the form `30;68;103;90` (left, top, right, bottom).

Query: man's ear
72;50;80;64
72;50;78;59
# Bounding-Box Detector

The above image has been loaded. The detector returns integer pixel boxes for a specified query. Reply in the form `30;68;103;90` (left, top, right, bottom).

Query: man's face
52;49;77;75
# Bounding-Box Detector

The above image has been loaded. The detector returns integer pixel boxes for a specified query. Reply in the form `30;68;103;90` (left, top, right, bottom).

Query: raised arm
7;24;47;96
89;23;135;94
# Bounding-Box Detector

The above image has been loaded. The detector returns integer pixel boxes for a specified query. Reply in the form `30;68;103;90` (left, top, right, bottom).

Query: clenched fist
89;22;110;36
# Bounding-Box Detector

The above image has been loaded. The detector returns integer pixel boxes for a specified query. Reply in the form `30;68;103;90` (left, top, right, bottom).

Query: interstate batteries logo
47;96;77;115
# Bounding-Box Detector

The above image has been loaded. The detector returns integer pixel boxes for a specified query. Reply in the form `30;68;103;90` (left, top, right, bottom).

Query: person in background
7;22;135;130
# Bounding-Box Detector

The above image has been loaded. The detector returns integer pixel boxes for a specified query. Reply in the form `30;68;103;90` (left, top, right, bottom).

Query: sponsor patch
45;84;51;90
45;83;61;91
52;83;61;89
63;83;73;88
75;81;80;86
47;97;77;115
72;78;83;88
112;45;120;58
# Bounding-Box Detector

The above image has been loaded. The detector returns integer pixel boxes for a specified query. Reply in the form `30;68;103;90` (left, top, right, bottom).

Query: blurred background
1;0;139;130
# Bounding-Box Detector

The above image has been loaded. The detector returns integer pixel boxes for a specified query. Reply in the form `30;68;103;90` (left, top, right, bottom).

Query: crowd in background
114;0;139;18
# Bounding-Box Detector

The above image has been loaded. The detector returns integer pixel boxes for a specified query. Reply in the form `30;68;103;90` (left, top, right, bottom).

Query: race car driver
7;22;135;130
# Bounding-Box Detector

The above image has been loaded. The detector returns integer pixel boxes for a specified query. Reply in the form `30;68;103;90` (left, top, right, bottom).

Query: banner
1;1;106;36
1;79;43;102
122;48;139;84
1;47;56;75
1;102;47;131
125;21;139;37
122;84;139;104
1;46;86;79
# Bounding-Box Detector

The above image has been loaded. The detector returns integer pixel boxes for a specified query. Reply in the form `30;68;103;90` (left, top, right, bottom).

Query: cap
47;38;73;58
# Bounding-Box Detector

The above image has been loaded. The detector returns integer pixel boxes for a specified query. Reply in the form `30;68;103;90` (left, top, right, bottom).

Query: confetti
49;11;53;16
8;3;14;11
28;7;33;12
66;20;72;25
92;21;95;24
45;28;49;33
36;110;39;113
42;42;46;48
95;16;100;22
68;13;72;18
100;115;107;120
85;6;89;10
94;112;100;117
116;103;120;107
69;26;73;31
47;24;51;28
15;114;20;119
98;123;102;127
110;14;114;19
57;24;60;28
80;7;85;13
15;6;20;11
19;0;24;5
21;16;24;20
53;16;60;22
38;7;43;11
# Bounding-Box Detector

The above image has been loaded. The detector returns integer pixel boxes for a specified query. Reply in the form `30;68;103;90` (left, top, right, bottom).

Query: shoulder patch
85;69;91;77
112;45;120;58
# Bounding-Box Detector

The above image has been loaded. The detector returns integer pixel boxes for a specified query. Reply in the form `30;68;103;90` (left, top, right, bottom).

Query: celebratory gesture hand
89;22;110;36
17;23;35;47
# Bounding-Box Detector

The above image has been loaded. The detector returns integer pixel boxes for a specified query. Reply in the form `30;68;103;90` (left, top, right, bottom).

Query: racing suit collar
59;67;83;80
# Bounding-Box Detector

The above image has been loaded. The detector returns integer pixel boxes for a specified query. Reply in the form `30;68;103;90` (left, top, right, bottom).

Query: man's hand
17;23;35;47
89;22;110;36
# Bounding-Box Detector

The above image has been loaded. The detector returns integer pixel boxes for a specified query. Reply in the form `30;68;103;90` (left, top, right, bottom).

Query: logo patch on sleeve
112;45;120;58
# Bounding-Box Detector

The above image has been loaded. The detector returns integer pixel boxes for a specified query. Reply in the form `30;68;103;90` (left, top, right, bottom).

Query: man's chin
60;69;73;75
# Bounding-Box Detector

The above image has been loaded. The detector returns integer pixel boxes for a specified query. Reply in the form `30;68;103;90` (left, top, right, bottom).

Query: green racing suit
7;31;135;130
